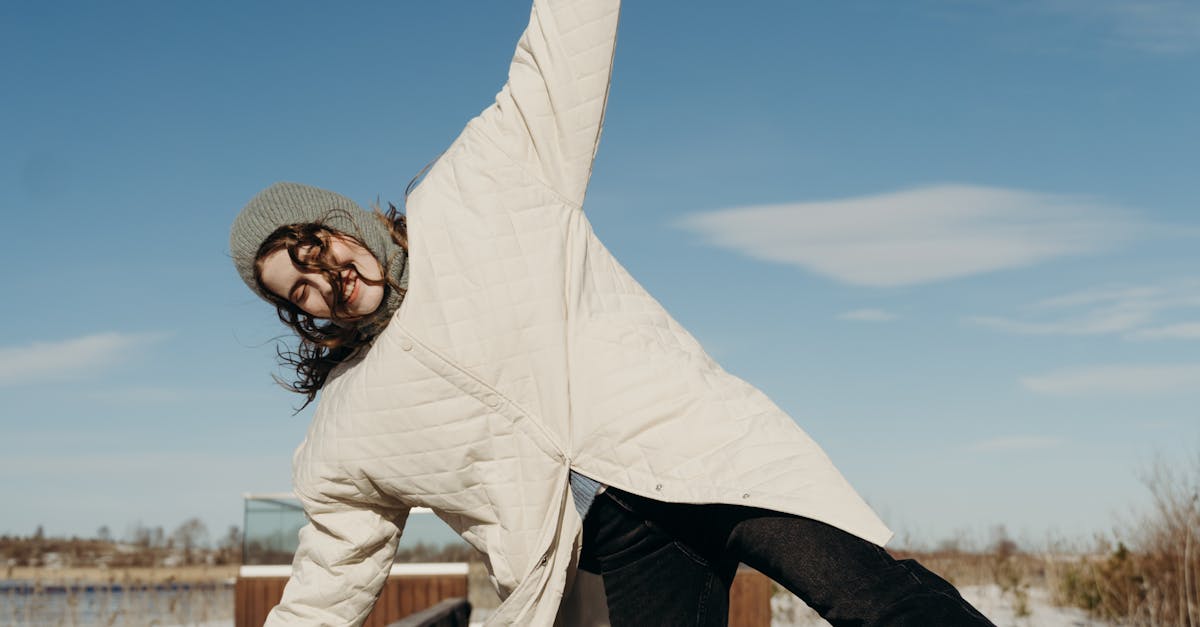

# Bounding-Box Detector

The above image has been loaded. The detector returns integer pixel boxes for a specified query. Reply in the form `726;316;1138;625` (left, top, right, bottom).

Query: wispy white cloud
0;332;169;386
1042;0;1200;54
838;308;898;322
675;184;1133;287
969;436;1062;452
1021;364;1200;396
969;311;1148;336
1128;322;1200;340
968;278;1200;340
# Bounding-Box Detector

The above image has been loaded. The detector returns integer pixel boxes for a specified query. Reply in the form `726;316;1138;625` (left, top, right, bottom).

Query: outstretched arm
265;488;410;626
470;0;622;208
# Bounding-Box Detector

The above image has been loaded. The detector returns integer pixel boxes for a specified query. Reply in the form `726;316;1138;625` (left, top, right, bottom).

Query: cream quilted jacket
265;0;892;624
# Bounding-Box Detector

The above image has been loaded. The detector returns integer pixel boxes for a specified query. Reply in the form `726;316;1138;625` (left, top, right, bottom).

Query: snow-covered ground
770;584;1112;627
160;585;1111;627
959;585;1112;627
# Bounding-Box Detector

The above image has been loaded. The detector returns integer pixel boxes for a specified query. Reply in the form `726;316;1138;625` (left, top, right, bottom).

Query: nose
296;269;336;308
319;275;339;304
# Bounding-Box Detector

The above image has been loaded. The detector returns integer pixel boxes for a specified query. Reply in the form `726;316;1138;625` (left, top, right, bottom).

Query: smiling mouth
342;273;360;306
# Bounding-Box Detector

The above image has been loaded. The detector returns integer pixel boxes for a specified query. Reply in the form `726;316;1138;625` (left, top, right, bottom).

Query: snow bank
769;584;1114;627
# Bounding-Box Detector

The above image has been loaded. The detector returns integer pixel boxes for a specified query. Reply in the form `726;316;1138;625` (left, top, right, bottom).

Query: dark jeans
578;487;994;627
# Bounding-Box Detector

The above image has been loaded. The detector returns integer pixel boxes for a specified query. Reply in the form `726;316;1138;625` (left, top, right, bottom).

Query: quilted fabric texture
264;0;891;625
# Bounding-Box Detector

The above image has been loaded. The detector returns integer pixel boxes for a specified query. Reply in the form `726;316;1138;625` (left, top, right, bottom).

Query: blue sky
2;0;1198;548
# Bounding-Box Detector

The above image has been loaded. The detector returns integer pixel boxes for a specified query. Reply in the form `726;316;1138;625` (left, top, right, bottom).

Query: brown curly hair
252;203;408;411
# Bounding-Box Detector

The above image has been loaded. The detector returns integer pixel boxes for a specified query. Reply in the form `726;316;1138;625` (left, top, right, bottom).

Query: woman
230;1;994;625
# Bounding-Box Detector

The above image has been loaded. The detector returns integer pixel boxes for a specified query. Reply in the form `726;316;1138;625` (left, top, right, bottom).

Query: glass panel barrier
241;495;470;565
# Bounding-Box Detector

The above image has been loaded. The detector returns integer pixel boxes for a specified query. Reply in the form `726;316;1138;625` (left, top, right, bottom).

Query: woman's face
259;233;385;320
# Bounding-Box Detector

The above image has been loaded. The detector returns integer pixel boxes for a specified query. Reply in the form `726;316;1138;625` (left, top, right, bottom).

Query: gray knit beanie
230;181;408;333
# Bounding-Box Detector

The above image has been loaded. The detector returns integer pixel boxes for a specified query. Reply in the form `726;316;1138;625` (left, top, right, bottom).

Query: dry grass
893;544;1071;619
1051;456;1200;627
885;452;1200;627
4;565;237;586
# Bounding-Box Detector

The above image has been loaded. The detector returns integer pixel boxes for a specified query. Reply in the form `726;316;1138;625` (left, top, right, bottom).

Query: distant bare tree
30;525;45;566
130;524;151;549
173;518;209;565
217;525;242;565
1;521;239;569
126;523;155;566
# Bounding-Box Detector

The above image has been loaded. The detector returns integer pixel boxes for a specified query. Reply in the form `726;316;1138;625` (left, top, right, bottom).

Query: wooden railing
235;564;469;627
729;567;772;626
235;563;772;626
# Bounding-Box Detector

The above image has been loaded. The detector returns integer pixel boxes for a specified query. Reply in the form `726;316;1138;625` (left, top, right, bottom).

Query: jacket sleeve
264;488;410;627
469;0;621;208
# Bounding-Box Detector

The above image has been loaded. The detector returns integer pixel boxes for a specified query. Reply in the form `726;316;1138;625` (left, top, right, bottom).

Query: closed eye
290;285;307;306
